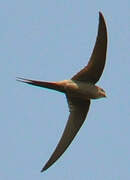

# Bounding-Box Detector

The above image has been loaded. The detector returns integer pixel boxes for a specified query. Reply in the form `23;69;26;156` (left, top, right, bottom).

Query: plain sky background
1;0;130;179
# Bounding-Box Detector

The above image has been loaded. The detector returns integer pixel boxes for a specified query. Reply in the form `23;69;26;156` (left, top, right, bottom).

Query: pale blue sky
1;0;130;179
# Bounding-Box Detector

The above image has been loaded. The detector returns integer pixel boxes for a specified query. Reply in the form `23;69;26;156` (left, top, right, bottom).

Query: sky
1;0;130;179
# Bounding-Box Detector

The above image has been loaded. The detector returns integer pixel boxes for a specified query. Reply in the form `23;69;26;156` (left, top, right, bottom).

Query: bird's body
58;80;106;99
20;78;106;100
17;12;108;172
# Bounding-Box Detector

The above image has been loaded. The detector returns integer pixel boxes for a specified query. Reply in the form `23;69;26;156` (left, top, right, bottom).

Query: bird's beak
101;91;107;98
103;92;107;98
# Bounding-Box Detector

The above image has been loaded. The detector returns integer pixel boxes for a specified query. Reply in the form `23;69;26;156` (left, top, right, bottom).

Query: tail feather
16;77;65;93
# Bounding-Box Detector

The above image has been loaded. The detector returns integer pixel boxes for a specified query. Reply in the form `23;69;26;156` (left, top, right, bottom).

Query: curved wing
41;97;90;172
72;12;107;84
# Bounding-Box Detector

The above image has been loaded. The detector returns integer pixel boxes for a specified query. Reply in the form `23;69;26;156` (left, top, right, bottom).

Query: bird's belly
66;81;99;100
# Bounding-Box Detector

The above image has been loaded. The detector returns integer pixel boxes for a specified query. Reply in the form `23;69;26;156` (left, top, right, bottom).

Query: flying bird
17;12;108;172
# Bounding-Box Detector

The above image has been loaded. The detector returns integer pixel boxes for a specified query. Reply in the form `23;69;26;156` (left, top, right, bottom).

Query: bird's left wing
41;97;90;172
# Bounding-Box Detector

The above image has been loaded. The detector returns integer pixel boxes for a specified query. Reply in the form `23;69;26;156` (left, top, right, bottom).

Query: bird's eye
101;88;105;92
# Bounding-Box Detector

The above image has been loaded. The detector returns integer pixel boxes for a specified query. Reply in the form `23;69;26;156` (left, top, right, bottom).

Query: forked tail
16;77;65;93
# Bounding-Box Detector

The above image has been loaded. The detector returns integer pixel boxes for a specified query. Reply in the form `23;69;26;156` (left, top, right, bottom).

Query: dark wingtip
99;11;104;18
40;166;47;173
99;11;106;24
41;162;52;172
99;11;103;16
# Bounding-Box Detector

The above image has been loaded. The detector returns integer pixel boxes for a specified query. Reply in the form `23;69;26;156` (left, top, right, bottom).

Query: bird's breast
63;80;100;100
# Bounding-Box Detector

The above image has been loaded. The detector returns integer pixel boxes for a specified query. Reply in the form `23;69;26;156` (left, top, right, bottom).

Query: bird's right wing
41;97;90;172
72;12;107;84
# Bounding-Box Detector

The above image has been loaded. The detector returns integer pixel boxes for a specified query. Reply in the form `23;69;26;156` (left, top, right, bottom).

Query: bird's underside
17;11;108;172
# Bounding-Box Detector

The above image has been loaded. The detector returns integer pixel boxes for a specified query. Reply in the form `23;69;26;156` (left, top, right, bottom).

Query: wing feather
72;12;107;84
41;98;90;172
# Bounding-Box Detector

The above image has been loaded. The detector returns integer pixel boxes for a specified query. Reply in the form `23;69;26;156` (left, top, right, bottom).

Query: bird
17;11;108;172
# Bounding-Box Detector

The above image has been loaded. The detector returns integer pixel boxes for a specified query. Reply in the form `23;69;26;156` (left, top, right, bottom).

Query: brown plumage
17;12;108;172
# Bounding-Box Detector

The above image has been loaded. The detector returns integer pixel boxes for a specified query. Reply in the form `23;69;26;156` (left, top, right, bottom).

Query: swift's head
97;87;106;98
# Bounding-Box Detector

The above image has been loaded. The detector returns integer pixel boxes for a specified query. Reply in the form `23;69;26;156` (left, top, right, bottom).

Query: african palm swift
17;12;107;172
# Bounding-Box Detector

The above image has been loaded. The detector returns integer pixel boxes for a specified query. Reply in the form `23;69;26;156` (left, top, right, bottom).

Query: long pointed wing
72;12;107;84
41;97;90;172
